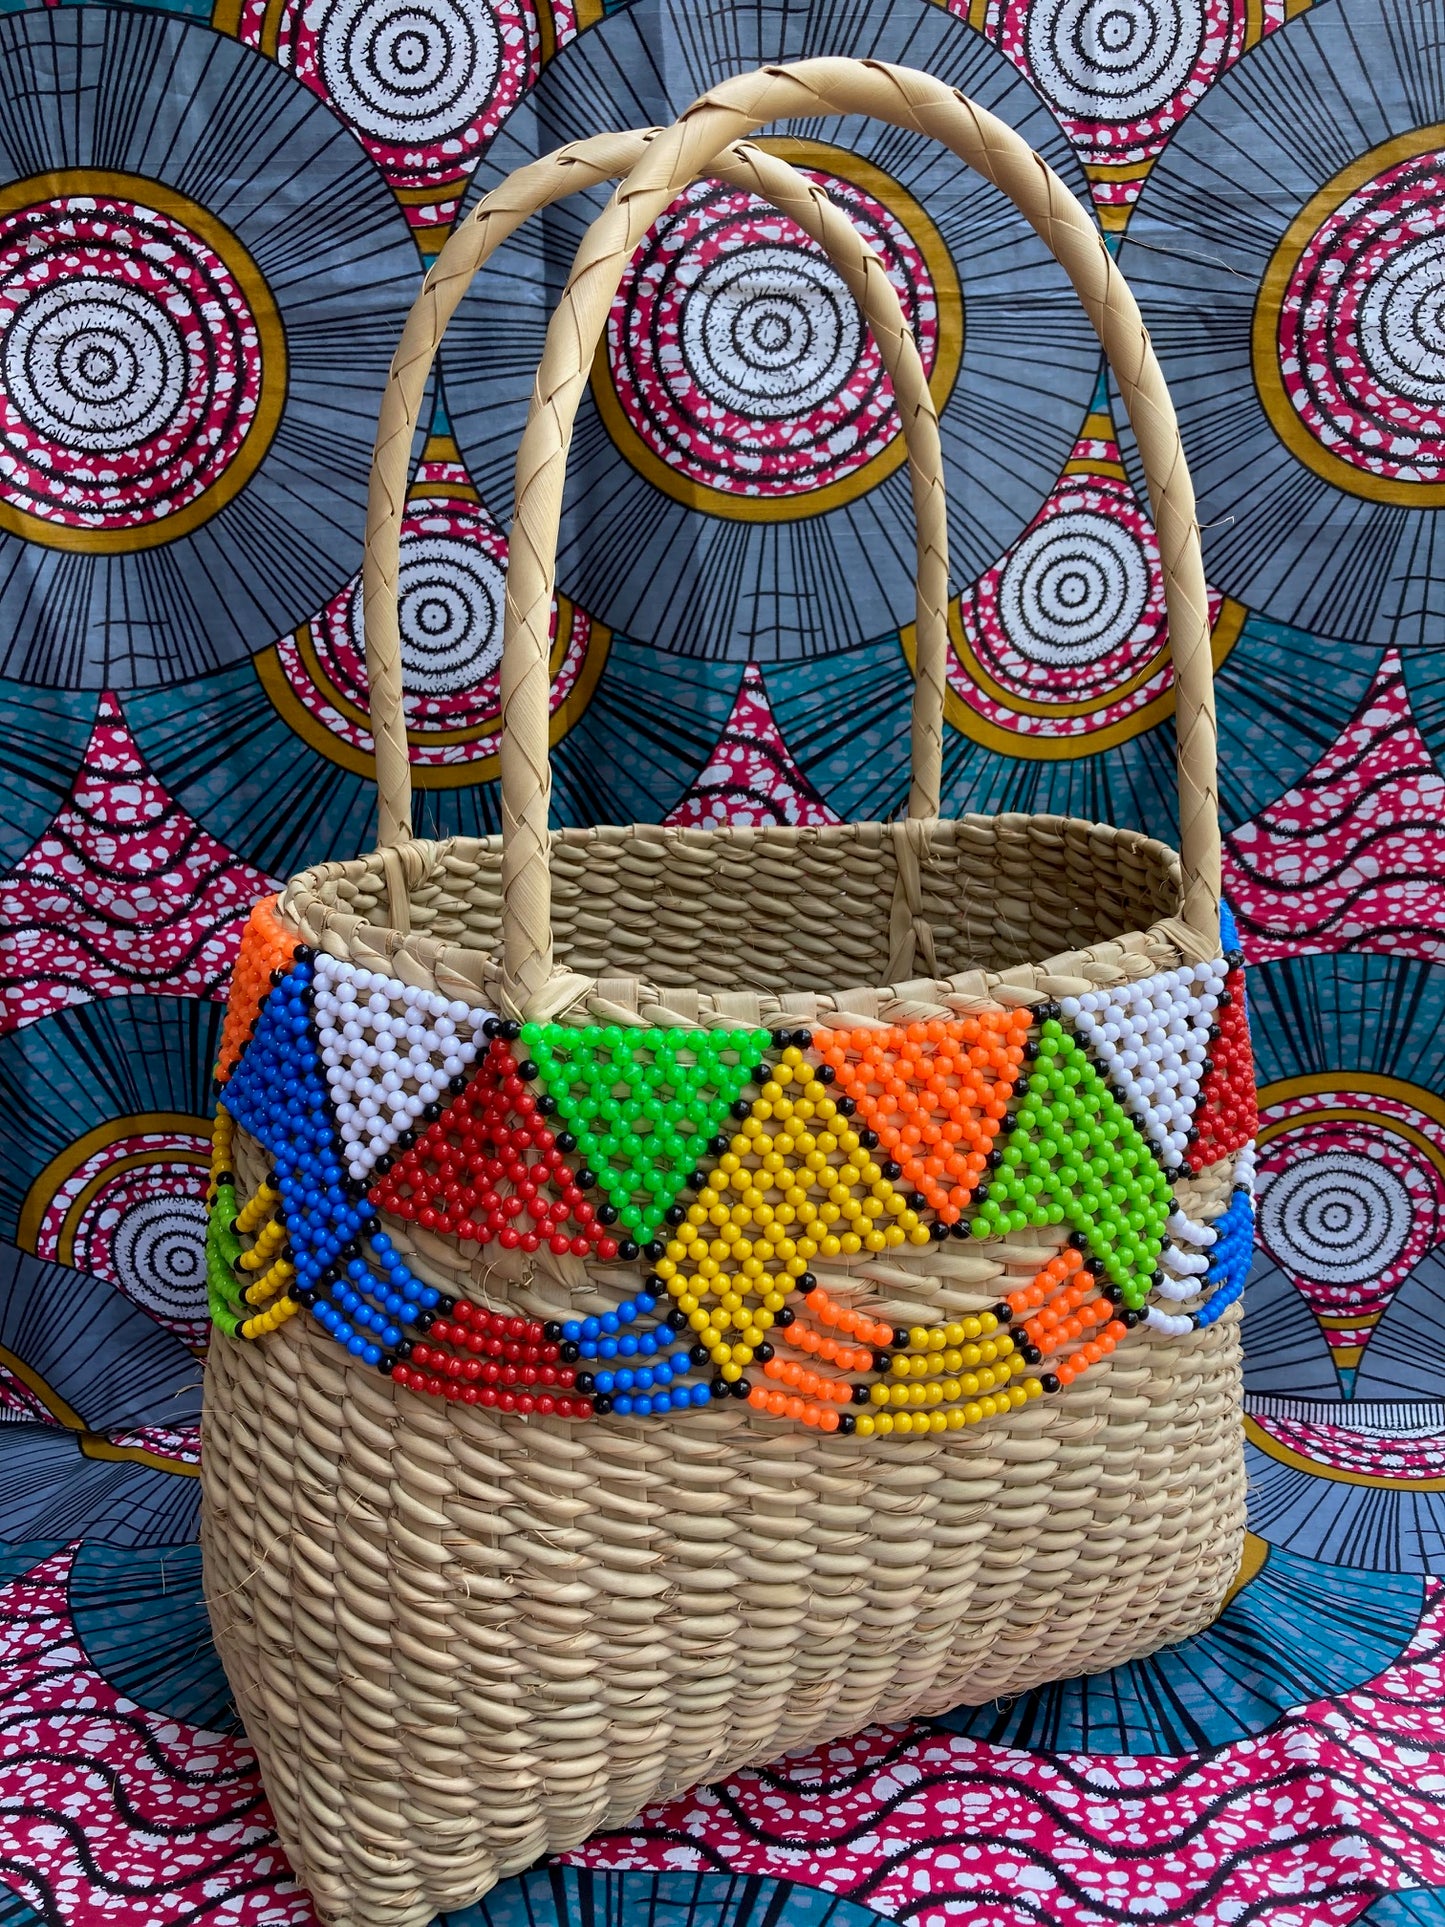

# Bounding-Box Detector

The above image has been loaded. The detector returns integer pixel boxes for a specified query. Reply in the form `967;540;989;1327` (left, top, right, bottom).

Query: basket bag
201;60;1258;1927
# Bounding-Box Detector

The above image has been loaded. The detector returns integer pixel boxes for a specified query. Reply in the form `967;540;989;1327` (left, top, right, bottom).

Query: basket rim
277;810;1217;1028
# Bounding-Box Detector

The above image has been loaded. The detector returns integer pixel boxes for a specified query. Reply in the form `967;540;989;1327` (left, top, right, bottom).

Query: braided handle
363;131;948;852
498;59;1220;1015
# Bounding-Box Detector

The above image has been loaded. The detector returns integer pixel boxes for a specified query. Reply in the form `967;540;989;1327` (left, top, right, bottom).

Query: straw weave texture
203;65;1245;1927
204;1200;1243;1927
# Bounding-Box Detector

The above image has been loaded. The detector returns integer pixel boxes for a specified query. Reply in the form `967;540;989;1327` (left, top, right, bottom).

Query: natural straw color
206;1268;1242;1927
204;73;1245;1927
363;127;950;938
488;60;1220;1013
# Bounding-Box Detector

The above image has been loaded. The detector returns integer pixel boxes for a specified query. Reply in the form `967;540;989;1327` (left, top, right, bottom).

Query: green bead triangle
519;1023;772;1245
969;1020;1172;1307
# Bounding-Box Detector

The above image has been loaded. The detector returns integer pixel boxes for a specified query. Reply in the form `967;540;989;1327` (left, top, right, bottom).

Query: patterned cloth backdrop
0;0;1443;1921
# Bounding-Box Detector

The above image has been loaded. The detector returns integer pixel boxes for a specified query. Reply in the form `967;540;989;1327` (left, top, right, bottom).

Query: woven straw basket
201;60;1251;1927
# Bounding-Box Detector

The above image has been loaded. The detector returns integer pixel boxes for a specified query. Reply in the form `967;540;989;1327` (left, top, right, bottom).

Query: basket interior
300;815;1186;995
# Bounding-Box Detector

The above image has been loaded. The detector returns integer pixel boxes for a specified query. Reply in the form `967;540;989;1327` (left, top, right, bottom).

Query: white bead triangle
311;954;493;1183
1062;959;1228;1172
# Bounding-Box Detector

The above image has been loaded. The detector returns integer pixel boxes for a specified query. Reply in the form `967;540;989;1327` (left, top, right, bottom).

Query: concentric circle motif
257;486;608;783
1014;0;1232;133
1255;1079;1445;1343
21;1114;214;1345
1117;6;1445;645
230;0;548;224
1259;1150;1415;1289
0;172;282;552
594;140;962;520
989;0;1263;221
905;455;1239;758
1256;130;1445;502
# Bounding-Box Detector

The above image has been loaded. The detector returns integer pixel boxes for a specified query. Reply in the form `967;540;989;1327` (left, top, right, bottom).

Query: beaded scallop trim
207;902;1257;1435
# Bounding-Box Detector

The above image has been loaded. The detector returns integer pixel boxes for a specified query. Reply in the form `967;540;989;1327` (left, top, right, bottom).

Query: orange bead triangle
215;895;294;1085
812;1012;1032;1222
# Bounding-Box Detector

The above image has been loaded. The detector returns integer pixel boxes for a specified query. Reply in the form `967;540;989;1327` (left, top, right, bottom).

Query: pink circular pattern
1007;0;1241;145
1252;1414;1445;1482
0;194;264;534
605;170;939;499
1255;1095;1445;1326
31;1127;212;1344
950;470;1175;739
1277;147;1445;485
245;0;543;225
982;0;1267;216
279;489;592;769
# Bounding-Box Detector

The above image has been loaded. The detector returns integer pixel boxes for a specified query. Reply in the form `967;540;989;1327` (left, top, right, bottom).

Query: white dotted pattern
1062;958;1228;1172
311;954;493;1182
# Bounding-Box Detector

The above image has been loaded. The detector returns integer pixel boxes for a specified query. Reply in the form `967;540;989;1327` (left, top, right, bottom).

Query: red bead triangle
1185;968;1259;1173
366;1038;621;1259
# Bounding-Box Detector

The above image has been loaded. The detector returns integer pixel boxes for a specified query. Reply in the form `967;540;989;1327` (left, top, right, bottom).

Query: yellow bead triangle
654;1047;930;1370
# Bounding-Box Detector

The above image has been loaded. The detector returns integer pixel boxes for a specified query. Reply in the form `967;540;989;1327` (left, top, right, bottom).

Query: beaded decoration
214;953;592;1414
368;1034;630;1260
649;1041;932;1394
205;1100;301;1341
519;1023;769;1249
1062;961;1227;1172
212;896;296;1084
812;1013;1031;1222
207;913;1260;1438
970;1016;1173;1309
1143;1147;1256;1336
1185;961;1258;1172
311;954;492;1182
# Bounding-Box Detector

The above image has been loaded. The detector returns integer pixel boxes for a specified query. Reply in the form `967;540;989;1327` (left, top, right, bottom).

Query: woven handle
363;130;948;850
496;60;1220;1013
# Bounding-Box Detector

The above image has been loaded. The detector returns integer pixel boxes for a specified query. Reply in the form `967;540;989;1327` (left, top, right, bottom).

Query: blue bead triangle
218;961;362;1286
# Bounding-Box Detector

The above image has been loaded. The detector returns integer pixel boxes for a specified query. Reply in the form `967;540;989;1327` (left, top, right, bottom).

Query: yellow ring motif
901;593;1247;759
17;1111;212;1261
590;137;963;523
256;599;611;786
0;169;287;554
1252;125;1445;508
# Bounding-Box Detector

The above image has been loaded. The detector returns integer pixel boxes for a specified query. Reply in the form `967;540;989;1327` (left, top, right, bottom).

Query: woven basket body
201;65;1251;1927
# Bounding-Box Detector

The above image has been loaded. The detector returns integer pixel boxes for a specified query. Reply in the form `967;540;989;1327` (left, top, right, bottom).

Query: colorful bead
520;1021;770;1248
206;1179;246;1338
1144;1186;1254;1333
812;1011;1032;1222
312;954;493;1183
1062;960;1227;1173
971;1018;1172;1309
654;1044;929;1375
209;938;1257;1431
213;958;604;1412
1185;960;1258;1172
368;1036;624;1259
214;895;296;1086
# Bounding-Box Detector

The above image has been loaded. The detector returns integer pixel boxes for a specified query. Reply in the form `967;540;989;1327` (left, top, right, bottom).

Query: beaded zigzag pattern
311;954;492;1182
212;895;294;1085
207;901;1259;1436
1062;961;1227;1172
